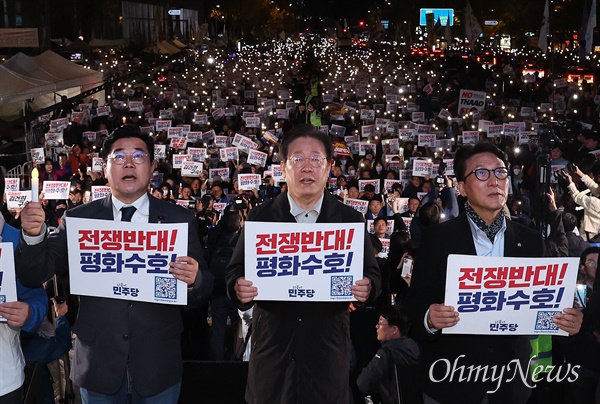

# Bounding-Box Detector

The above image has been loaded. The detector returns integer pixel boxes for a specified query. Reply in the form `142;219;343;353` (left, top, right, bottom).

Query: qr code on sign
331;276;353;297
534;311;560;331
155;277;177;300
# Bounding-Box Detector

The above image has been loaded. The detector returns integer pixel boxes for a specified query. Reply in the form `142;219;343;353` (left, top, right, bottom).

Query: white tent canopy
0;50;104;121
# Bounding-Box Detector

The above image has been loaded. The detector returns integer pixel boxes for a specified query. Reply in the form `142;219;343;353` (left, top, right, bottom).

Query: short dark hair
101;124;154;162
364;184;376;193
454;142;508;182
419;202;440;227
220;211;242;234
580;247;600;267
380;305;411;336
562;212;578;232
280;124;334;161
373;217;387;227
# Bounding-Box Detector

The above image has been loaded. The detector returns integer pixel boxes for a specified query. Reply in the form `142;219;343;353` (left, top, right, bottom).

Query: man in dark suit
226;125;381;403
16;125;212;403
407;142;583;404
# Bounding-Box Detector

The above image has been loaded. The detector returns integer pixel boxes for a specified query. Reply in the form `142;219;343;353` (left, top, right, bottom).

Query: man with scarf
407;142;583;404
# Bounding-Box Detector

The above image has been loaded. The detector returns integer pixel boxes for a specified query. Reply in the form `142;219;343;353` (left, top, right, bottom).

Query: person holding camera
562;164;600;242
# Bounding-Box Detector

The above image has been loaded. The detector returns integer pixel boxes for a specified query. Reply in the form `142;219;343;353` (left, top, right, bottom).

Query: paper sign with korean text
398;129;416;141
238;174;261;190
91;157;103;172
271;165;285;184
414;124;432;134
458;89;486;114
358;179;380;194
50;118;69;132
418;134;436;147
412;112;425;122
66;218;188;305
6;191;30;210
477;120;494;133
172;154;191;169
128;101;143;112
442;159;455;176
42;181;70;200
443;255;579;336
215;136;228;148
45;132;63;146
170;138;187;151
361;125;374;138
247;150;267;167
187;147;207;162
463;131;480;145
384;179;402;193
213;203;227;214
154;145;166;160
503;123;522;137
71;111;85;124
554;78;568;89
194;113;208;124
0;243;18;313
358;142;376;156
31;147;45;164
487;125;503;138
220;147;239;162
156;120;172;131
344;198;368;214
92;186;111;201
540;103;552;113
520;107;533;117
360;109;375;121
438;109;452;121
167;127;184;139
96;106;110;117
413;160;433;177
181;161;203;177
4;178;19;193
209;168;230;182
187;132;202;144
246;117;260;128
202;130;216;142
211;108;225;120
237;137;259;154
244;222;364;301
83;131;97;142
276;109;289;120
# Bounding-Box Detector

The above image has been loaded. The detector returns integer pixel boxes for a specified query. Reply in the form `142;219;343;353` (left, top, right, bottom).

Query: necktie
120;206;136;222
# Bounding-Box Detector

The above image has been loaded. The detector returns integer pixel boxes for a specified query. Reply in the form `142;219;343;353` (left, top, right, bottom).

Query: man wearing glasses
16;125;212;403
226;124;380;403
407;142;583;404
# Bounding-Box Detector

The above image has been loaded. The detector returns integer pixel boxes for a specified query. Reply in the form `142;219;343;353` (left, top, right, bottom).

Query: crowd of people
2;36;600;403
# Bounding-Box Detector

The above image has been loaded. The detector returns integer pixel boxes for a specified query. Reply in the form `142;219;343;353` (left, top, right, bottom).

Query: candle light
31;168;39;202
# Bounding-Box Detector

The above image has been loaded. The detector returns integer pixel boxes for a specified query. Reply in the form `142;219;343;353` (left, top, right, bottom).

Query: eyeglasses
108;151;149;165
286;155;328;168
464;167;509;181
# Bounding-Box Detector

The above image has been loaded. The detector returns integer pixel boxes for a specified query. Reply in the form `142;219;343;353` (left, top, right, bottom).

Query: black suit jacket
406;213;545;404
16;195;212;396
225;191;381;404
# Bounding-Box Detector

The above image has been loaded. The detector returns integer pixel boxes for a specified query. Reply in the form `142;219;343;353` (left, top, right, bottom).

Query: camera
232;196;248;210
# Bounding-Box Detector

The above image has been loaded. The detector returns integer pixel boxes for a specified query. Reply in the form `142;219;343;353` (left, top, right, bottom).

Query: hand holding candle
31;167;39;202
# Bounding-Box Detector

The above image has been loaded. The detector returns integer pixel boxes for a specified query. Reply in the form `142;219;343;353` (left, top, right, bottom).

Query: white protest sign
6;191;31;210
45;132;63;146
458;89;487;115
209;168;230;182
246;117;260;128
238;174;261;190
91;186;111;201
172;154;191;169
412;160;433;177
31;148;45;164
271;165;285;184
384;179;402;193
247;150;268;167
462;131;480;145
154;145;166;160
358;179;380;194
487;125;503;138
0;243;18;312
418;134;436;147
156;120;172;131
67;218;188;305
344;198;368;214
444;255;578;336
4;178;19;193
220;147;239;162
92;157;104;172
187;147;207;162
244;222;364;301
42;181;70;200
181;161;203;177
215;136;228;148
